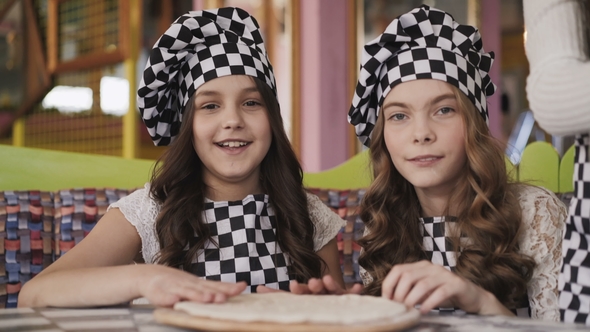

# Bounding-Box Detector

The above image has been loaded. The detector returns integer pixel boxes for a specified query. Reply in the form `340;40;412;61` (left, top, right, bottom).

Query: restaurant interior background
0;0;547;172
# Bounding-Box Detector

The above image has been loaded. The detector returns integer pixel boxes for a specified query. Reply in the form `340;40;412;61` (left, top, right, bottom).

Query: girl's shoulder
108;183;162;227
514;184;567;215
304;192;346;252
304;192;342;222
513;183;567;237
108;183;162;264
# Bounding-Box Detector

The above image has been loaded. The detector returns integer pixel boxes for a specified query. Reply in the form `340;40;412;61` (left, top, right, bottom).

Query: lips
214;140;252;155
408;155;443;166
215;140;250;148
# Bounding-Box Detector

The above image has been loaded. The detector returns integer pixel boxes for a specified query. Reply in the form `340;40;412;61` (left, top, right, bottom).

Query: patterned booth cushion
54;189;134;259
307;188;366;287
0;188;135;308
0;191;54;308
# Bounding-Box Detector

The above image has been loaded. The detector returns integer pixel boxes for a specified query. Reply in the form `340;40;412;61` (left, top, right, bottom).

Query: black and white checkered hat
137;7;277;146
348;5;496;147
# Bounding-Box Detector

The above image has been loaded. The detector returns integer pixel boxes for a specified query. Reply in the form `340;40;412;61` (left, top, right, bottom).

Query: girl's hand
138;265;247;307
256;275;363;295
381;260;513;316
291;275;364;295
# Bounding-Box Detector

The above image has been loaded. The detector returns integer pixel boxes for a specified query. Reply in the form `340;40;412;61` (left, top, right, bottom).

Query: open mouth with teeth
216;141;251;148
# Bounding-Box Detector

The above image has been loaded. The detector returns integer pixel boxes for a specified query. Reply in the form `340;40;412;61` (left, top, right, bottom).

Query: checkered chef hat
348;5;496;147
137;7;277;146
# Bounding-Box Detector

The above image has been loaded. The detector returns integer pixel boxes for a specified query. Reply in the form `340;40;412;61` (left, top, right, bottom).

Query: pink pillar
299;0;351;172
192;0;203;10
480;0;503;140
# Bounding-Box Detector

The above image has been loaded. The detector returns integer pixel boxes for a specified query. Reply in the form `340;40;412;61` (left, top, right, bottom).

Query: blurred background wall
0;0;539;172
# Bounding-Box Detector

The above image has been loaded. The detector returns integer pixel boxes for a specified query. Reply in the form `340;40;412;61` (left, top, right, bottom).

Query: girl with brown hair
18;7;344;307
348;5;567;320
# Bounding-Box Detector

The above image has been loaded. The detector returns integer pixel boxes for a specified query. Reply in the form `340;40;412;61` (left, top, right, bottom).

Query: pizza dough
173;293;410;325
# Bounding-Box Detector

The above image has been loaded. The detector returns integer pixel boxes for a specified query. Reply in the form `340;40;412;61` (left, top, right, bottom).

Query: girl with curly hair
348;5;566;320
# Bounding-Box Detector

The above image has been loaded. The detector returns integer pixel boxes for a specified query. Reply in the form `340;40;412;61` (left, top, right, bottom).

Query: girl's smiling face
381;79;467;199
192;75;272;198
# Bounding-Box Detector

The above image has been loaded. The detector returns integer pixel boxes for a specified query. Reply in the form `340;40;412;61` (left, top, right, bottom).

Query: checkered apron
559;134;590;324
187;194;291;293
421;216;530;316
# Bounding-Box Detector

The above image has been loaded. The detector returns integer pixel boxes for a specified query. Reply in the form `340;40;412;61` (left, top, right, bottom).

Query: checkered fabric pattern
560;134;590;325
137;7;277;146
0;191;54;308
54;189;133;258
421;216;530;317
421;217;460;271
189;194;290;293
348;5;496;147
307;188;366;287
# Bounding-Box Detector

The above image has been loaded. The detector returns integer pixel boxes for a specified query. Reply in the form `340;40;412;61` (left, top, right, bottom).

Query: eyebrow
194;90;219;98
194;86;260;99
382;93;456;110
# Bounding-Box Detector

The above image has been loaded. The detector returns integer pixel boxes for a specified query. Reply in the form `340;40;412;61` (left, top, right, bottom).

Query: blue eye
389;113;407;121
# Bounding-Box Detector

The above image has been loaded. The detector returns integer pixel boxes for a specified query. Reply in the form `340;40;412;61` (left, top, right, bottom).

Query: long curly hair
358;85;536;308
149;77;323;282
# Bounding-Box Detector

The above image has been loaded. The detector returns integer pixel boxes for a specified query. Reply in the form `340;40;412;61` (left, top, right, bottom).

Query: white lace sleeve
107;183;162;264
359;226;373;286
359;263;373;286
306;193;346;252
517;185;567;321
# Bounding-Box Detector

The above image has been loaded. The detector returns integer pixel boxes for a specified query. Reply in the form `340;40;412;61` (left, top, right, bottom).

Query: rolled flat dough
173;293;408;325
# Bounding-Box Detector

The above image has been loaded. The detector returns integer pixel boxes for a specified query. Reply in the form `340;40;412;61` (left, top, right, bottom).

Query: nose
222;104;244;129
412;116;435;144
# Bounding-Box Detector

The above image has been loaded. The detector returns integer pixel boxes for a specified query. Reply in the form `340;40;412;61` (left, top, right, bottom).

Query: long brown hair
150;77;323;282
358;84;536;308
